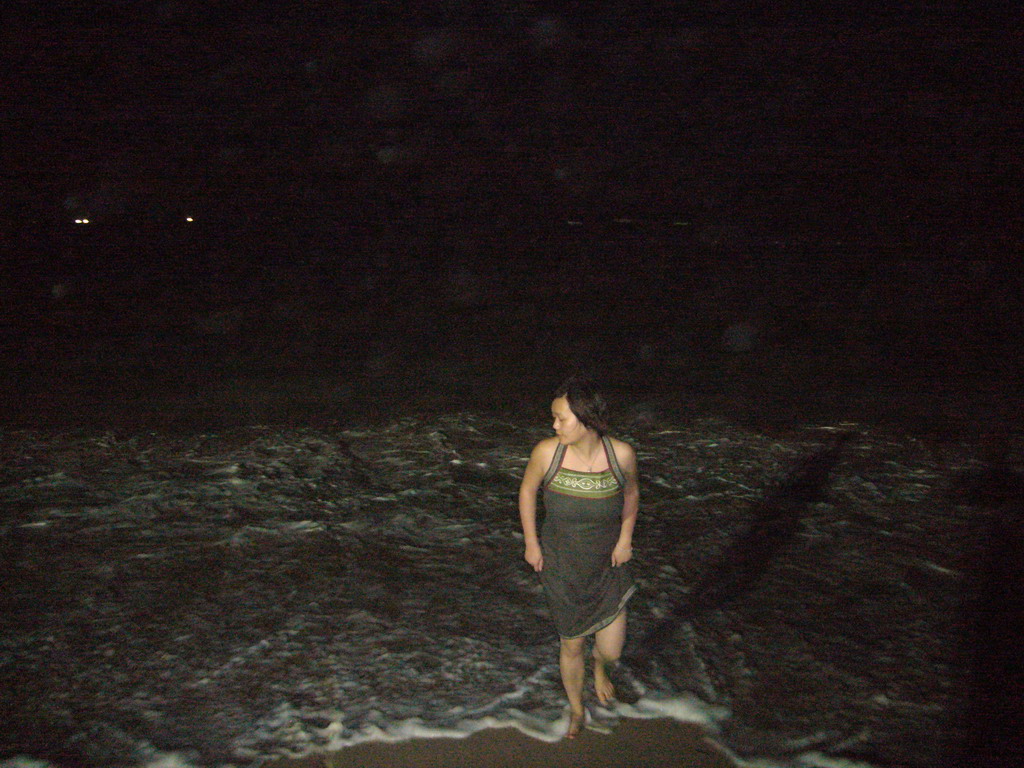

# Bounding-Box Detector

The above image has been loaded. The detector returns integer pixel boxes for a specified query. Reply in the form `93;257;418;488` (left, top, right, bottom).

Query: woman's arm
611;440;639;567
519;440;552;572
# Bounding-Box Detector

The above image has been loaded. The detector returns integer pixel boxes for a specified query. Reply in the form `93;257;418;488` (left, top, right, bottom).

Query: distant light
185;217;194;222
74;218;89;224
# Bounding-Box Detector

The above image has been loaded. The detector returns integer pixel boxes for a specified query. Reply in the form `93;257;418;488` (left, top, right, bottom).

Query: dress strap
603;435;627;488
541;442;567;488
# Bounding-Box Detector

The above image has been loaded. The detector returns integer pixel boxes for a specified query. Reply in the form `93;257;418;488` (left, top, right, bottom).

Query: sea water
0;413;990;767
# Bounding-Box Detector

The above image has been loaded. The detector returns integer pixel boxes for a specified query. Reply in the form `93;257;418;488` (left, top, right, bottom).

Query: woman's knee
594;615;627;660
593;639;621;663
560;637;586;658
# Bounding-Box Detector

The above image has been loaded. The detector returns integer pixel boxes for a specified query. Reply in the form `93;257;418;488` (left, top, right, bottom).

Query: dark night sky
0;1;1021;432
4;0;1021;240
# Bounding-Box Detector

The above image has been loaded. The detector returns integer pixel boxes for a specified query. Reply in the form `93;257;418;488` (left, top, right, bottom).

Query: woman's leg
593;610;627;704
559;636;587;737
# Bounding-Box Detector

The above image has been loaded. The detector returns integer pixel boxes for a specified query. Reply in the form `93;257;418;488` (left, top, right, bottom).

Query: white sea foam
793;755;880;768
139;754;199;768
0;417;973;768
322;691;725;750
612;691;727;725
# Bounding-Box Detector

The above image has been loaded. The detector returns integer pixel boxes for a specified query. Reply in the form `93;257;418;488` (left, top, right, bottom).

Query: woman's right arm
518;441;550;572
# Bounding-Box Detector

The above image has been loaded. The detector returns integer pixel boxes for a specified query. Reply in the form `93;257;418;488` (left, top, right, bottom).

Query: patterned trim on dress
547;468;622;498
541;436;628;490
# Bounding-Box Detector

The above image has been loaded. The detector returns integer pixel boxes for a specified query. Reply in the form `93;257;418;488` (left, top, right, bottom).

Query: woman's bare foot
594;661;616;705
566;708;586;739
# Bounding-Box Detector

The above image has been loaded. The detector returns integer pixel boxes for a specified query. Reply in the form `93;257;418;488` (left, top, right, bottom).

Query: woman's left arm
611;441;639;567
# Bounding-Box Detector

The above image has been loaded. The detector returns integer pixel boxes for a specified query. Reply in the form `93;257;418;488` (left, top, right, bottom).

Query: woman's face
551;396;588;444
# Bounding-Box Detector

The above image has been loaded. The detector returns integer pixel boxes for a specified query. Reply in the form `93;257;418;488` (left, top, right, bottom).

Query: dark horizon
2;1;1022;436
5;5;1021;235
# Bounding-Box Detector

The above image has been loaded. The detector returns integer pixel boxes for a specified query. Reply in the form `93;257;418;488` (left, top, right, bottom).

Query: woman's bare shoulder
522;437;560;486
607;436;636;465
531;436;560;459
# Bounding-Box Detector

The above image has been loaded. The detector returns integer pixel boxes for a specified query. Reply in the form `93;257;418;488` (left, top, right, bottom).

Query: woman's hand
524;543;544;572
611;541;633;567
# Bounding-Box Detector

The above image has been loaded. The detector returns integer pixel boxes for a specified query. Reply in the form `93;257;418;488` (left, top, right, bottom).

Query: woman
518;375;639;738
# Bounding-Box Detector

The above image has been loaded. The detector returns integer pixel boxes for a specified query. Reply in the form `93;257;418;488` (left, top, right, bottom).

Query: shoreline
266;717;740;768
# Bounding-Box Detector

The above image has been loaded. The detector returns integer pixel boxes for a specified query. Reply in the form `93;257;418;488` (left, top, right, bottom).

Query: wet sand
269;718;739;768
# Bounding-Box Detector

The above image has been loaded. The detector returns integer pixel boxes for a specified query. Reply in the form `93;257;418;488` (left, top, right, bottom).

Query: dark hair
554;375;609;435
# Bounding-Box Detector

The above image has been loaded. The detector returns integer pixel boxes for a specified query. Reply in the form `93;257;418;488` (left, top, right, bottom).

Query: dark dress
539;436;636;639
